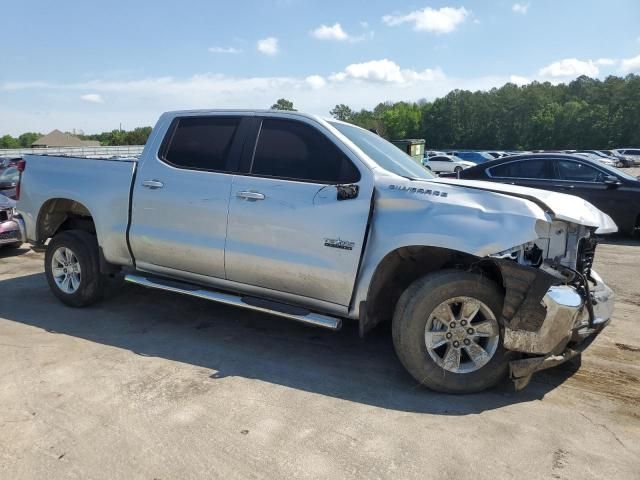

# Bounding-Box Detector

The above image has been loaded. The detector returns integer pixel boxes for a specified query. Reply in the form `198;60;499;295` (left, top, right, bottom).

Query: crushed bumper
507;270;614;390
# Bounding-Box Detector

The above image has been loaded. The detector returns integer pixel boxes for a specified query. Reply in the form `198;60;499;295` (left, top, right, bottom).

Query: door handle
142;180;164;189
236;191;265;201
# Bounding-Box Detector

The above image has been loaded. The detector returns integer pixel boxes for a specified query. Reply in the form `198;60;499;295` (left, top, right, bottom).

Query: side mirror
603;175;621;187
336;184;359;201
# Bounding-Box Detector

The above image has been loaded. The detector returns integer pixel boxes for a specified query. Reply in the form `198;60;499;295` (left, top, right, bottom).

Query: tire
44;230;105;307
392;270;510;393
454;166;463;175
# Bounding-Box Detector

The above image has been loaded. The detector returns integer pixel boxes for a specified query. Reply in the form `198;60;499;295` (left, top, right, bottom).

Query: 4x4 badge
324;238;355;251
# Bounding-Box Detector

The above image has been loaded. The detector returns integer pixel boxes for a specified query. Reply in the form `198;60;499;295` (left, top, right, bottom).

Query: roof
32;130;100;148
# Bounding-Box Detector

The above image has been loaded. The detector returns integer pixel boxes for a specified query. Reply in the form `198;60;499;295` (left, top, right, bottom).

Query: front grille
0;210;8;222
577;237;597;280
0;230;19;241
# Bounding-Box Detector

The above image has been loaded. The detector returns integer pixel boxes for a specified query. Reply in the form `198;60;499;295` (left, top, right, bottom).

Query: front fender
350;178;550;319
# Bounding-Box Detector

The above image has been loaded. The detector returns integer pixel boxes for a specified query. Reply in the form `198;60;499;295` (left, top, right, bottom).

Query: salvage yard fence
0;145;145;159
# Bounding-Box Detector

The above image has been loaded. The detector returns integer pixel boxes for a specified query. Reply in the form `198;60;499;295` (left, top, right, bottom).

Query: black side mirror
336;184;359;201
603;175;621;187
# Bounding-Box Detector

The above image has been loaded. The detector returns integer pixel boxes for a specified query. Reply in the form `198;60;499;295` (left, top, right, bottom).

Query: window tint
626;149;640;155
557;160;604;182
164;116;241;171
432;156;451;162
489;159;550;178
251;119;360;183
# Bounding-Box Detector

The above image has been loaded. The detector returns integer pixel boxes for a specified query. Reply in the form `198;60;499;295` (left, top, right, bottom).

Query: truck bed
18;154;137;266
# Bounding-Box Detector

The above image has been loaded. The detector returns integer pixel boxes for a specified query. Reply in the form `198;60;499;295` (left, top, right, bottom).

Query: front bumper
0;219;22;245
505;270;614;389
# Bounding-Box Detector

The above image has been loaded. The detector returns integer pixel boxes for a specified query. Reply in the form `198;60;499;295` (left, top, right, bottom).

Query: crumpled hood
433;178;618;234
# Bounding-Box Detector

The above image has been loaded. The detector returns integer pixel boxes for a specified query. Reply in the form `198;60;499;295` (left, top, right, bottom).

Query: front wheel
392;270;510;393
454;166;463;175
44;230;105;307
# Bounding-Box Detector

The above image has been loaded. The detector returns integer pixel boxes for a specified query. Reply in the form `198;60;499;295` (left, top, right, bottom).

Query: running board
124;274;342;330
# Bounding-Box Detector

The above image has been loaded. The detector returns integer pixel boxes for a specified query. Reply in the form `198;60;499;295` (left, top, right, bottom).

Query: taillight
15;159;26;200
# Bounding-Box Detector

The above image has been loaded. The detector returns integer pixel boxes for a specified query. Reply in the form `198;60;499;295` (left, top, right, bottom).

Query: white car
574;152;619;168
612;148;640;166
423;154;476;174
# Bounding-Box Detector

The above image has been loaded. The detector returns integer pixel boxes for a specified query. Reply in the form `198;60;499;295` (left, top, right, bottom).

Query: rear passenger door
224;116;373;307
129;115;248;279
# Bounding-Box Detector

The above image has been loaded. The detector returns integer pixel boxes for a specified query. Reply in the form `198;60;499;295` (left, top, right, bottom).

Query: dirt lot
1;234;639;478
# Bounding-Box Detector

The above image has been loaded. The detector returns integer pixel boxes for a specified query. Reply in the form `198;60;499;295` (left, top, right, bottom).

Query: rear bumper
506;270;614;389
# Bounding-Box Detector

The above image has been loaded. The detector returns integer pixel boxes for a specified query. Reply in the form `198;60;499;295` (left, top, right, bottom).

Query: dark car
0;165;19;199
441;153;640;236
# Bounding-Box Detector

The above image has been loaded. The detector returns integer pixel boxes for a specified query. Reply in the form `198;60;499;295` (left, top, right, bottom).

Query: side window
432;156;451;162
489;159;550;178
557;160;603;182
251;119;360;183
163;116;241;171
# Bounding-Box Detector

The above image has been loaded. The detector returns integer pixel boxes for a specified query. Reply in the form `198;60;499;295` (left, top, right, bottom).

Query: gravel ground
1;235;639;479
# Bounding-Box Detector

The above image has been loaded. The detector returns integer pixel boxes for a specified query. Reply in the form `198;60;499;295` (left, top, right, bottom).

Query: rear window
163;116;241;171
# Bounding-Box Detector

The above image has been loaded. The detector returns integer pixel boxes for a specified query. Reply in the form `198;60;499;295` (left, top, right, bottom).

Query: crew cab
15;110;616;392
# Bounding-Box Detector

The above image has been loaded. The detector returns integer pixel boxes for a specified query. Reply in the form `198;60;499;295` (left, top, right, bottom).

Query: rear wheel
392;270;510;393
454;166;463;174
44;230;105;307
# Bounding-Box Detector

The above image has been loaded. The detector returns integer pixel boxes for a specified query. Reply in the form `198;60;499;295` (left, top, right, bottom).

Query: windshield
329;121;434;180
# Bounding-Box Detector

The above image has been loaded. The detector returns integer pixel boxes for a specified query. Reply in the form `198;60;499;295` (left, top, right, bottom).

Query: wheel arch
358;245;504;336
36;198;97;243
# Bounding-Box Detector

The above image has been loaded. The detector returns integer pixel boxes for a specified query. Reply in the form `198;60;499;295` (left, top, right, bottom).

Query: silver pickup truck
15;110;616;392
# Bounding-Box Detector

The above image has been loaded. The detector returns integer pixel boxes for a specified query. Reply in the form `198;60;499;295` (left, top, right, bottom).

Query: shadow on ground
0;272;580;415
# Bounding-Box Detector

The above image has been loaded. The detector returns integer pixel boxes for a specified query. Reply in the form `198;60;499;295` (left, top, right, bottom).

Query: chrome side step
124;274;342;330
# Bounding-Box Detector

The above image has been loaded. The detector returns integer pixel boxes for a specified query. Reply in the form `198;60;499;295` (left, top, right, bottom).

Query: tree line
0;127;153;149
2;75;639;150
329;74;640;150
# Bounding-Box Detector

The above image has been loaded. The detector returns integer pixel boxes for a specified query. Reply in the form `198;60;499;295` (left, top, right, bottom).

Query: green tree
329;104;354;121
270;98;296;111
0;135;20;149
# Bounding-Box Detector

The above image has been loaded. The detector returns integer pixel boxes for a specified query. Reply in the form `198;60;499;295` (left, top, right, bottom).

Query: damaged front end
486;220;615;390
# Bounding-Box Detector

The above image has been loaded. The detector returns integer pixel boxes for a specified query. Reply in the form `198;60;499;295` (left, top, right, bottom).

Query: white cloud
305;75;326;89
539;58;599;78
311;23;349;41
512;3;529;14
595;58;616;66
257;37;279;56
330;59;444;84
382;6;469;34
310;23;371;42
509;75;529;85
620;54;640;73
80;93;104;104
208;46;242;54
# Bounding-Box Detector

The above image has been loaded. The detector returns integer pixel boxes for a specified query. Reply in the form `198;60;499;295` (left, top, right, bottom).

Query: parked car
423;155;476;174
0;194;22;249
486;151;507;159
15;110;615;393
0;165;19;199
612;148;640;166
574;150;623;167
425;150;446;158
447;151;495;164
598;150;630;167
0;156;21;169
442;153;640;236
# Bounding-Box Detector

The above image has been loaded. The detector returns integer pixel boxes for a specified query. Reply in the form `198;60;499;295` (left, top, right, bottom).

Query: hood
433;178;618;234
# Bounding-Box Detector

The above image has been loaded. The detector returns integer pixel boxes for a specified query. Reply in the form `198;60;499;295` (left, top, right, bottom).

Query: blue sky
1;0;639;135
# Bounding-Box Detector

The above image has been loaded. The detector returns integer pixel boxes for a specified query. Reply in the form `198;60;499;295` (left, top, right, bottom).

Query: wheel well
360;246;504;336
37;198;96;244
